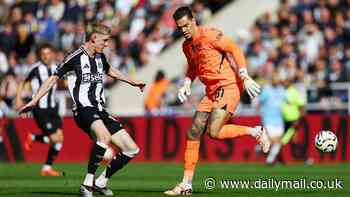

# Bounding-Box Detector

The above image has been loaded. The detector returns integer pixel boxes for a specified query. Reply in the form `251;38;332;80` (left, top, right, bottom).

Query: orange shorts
197;84;243;113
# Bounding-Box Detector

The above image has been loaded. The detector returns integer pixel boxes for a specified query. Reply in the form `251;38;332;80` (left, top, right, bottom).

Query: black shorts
284;120;297;133
73;107;123;138
32;107;62;135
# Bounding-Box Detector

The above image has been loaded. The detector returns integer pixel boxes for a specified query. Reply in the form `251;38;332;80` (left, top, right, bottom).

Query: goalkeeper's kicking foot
80;184;94;197
255;126;271;153
164;183;192;196
93;184;114;196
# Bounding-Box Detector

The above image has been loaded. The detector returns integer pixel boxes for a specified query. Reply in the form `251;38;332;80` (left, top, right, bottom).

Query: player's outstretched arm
225;52;261;99
210;30;261;99
18;76;59;113
107;66;145;92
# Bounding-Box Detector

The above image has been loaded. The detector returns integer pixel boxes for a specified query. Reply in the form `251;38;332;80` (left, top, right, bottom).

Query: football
315;130;338;152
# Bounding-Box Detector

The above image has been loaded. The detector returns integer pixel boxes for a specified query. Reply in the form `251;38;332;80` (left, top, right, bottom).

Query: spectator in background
0;0;236;114
10;7;23;27
0;23;16;56
342;44;350;79
37;9;58;45
47;0;65;22
59;21;76;52
35;0;49;19
145;70;170;113
0;0;10;24
14;23;35;61
328;59;347;82
0;70;18;110
62;0;83;23
24;12;39;34
298;24;324;64
0;47;9;75
192;0;212;24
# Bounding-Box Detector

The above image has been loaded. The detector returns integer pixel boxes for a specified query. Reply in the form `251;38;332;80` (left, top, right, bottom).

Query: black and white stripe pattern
55;47;110;111
25;62;57;109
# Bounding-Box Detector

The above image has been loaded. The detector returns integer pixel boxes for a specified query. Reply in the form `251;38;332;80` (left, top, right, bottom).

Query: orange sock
182;140;200;184
217;124;251;139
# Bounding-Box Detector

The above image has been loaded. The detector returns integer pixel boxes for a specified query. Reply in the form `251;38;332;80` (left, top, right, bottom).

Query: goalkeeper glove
178;78;192;103
239;68;261;99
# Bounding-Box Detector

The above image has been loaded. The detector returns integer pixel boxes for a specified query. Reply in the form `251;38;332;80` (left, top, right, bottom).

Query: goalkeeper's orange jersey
182;26;246;95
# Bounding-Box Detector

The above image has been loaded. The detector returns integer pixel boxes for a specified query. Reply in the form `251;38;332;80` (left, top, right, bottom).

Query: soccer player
19;23;145;197
280;76;306;151
15;44;64;176
164;7;270;195
257;72;285;165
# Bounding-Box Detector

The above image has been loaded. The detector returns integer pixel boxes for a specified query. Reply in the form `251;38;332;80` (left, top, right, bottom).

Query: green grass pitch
0;163;349;197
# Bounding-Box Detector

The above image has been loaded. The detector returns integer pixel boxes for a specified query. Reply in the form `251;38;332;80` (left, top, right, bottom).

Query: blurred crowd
243;0;350;106
0;0;231;115
146;0;350;114
2;0;348;116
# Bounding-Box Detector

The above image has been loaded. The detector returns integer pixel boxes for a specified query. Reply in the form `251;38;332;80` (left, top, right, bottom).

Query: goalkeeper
164;6;270;196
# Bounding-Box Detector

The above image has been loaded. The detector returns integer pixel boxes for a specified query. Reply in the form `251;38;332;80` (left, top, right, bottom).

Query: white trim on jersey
50;64;57;108
38;65;49;108
78;54;93;107
31;78;40;97
96;58;104;111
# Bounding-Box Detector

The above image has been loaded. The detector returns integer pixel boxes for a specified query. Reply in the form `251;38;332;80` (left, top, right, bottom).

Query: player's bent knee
122;147;140;158
98;133;111;144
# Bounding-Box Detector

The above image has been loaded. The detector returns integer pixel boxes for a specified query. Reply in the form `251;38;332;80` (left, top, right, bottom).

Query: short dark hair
86;22;111;41
36;43;53;57
173;6;194;21
155;70;165;82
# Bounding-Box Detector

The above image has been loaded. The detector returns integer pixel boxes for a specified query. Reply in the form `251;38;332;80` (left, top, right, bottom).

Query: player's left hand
133;81;146;92
239;68;261;99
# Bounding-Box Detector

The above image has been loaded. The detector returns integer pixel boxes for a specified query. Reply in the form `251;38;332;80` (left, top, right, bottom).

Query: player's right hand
132;80;146;92
178;78;192;103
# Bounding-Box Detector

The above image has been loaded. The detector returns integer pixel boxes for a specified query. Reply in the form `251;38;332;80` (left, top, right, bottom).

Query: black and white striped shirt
54;47;110;111
25;61;58;109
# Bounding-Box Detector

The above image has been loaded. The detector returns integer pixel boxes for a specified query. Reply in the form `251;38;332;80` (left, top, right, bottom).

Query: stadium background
0;0;349;196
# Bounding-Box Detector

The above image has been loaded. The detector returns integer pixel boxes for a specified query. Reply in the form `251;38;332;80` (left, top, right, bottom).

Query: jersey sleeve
24;67;38;82
100;53;111;73
208;28;247;69
54;58;74;79
185;65;196;81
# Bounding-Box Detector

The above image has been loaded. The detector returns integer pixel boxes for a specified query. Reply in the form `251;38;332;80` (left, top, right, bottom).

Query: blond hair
86;22;111;41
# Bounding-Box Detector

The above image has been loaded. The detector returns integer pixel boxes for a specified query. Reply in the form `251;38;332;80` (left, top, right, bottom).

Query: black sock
45;143;62;165
33;134;49;144
105;153;132;178
87;142;107;174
